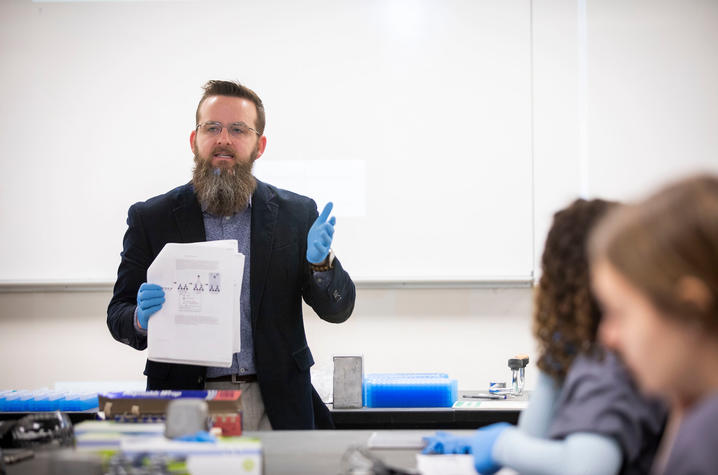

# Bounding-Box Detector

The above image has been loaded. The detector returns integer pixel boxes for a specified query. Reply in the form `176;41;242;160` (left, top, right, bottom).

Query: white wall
0;288;536;395
586;0;718;200
306;287;535;399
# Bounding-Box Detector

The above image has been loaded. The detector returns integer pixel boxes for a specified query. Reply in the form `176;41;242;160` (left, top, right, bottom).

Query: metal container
332;355;364;408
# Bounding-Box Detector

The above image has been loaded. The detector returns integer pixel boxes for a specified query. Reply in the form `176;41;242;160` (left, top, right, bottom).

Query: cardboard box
98;390;241;418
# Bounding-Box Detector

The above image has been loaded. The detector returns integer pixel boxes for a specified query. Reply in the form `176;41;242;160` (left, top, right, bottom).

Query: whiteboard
0;0;533;283
585;0;718;201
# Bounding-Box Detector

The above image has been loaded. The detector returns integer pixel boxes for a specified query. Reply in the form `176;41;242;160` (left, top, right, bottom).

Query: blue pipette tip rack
0;390;99;412
363;373;458;408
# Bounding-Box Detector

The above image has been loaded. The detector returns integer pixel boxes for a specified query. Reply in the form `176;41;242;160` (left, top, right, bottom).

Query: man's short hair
196;80;266;135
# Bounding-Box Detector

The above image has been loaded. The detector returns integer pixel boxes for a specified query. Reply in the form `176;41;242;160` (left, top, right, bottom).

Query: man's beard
192;145;258;216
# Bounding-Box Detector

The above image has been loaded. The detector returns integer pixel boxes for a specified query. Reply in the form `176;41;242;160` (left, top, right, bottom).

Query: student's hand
422;431;473;454
470;423;511;474
136;283;165;329
306;202;336;264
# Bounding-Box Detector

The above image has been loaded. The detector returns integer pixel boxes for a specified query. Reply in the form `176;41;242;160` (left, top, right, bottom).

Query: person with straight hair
590;174;718;474
423;199;665;475
108;80;356;431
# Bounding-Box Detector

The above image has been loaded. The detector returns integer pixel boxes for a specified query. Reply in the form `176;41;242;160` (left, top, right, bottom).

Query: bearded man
107;80;356;430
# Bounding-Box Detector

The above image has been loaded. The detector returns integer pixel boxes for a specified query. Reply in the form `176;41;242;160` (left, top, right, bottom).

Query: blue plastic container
0;391;14;411
76;393;99;411
363;373;458;408
0;390;99;412
16;392;34;412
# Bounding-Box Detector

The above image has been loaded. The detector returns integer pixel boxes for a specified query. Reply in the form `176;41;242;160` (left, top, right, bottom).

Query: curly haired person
423;199;665;475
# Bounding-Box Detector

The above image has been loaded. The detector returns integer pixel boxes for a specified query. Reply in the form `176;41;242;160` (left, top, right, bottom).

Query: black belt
205;373;258;383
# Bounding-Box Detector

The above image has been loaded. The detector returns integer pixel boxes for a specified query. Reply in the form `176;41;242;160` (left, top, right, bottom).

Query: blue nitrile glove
175;430;216;443
422;431;473;454
469;423;511;474
136;283;165;330
306;202;336;264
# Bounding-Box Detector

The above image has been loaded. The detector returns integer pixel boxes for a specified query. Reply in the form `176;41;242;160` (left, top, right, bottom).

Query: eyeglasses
196;121;260;138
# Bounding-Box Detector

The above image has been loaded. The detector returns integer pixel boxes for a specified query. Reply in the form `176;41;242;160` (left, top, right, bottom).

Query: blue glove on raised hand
136;283;165;330
469;423;511;475
422;431;473;455
306;202;336;264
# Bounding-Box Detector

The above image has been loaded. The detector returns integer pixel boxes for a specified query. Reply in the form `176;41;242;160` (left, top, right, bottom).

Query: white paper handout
416;454;478;475
146;240;245;367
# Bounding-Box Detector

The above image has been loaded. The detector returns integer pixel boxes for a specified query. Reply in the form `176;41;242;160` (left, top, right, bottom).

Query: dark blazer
107;181;356;430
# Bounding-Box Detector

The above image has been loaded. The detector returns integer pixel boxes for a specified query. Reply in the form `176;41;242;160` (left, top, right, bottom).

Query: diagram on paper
173;271;222;312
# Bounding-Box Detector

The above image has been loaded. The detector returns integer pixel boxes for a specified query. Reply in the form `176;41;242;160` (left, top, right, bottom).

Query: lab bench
330;391;527;430
4;429;478;475
0;391;528;430
2;393;527;473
